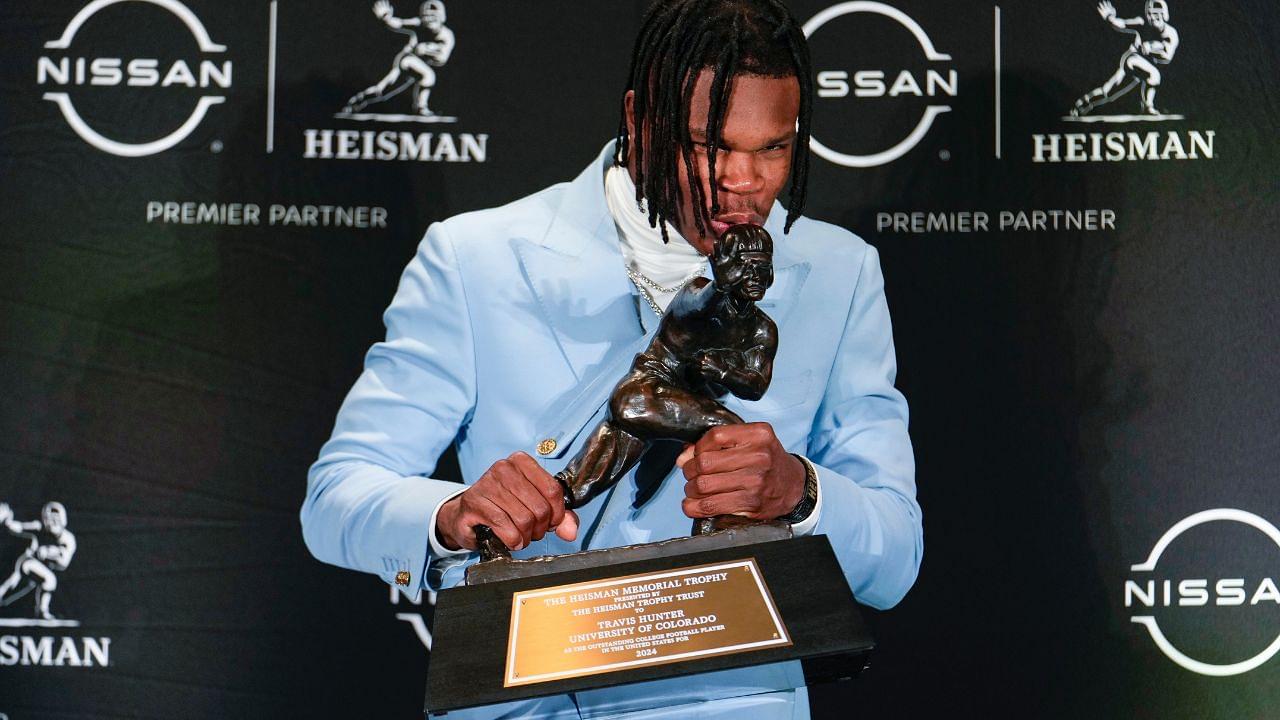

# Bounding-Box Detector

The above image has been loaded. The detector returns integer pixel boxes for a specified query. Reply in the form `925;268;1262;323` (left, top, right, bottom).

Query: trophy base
427;531;874;716
465;521;793;585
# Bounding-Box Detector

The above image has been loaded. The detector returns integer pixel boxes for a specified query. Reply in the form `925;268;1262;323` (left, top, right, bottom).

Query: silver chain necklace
629;279;664;317
625;267;702;316
627;266;702;294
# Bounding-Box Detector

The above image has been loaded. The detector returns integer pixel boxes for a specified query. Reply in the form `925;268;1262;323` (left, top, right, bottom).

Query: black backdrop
1;1;1278;718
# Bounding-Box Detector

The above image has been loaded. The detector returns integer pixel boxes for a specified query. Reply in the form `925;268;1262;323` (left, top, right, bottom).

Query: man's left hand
676;423;805;520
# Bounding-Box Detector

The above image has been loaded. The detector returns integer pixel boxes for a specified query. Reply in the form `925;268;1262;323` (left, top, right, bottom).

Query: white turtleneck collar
604;164;709;312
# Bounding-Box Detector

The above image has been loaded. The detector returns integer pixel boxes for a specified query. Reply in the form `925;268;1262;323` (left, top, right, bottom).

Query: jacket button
394;571;411;586
536;438;557;455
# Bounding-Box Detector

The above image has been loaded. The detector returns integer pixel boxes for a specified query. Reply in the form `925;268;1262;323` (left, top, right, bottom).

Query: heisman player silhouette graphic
343;1;456;118
0;502;77;621
1071;0;1180;117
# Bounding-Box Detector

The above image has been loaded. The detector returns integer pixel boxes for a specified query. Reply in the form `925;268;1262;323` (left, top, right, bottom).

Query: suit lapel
757;260;810;330
757;202;811;330
514;145;644;381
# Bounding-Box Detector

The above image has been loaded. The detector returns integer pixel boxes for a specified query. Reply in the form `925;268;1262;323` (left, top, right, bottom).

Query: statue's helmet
713;223;773;262
42;502;67;531
1145;0;1169;22
421;0;446;24
711;224;774;300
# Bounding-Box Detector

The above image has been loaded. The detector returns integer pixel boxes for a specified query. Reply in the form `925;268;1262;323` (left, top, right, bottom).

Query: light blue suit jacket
301;142;922;719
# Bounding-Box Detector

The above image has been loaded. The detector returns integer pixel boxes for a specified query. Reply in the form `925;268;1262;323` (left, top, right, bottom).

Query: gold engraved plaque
504;558;790;687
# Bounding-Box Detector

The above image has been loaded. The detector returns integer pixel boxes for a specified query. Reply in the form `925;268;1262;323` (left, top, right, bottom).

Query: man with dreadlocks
303;1;921;717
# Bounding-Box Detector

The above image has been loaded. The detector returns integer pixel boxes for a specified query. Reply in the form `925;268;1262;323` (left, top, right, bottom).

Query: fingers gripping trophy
473;223;780;560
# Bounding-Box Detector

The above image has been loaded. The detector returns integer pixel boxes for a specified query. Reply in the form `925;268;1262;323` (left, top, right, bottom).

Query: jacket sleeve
807;244;922;610
300;221;477;594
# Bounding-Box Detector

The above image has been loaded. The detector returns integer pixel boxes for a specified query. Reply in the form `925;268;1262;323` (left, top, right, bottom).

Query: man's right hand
435;452;579;552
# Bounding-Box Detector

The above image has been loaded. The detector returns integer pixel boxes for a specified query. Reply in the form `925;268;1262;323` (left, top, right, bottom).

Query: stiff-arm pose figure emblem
343;0;456;117
1071;0;1180;117
0;502;76;620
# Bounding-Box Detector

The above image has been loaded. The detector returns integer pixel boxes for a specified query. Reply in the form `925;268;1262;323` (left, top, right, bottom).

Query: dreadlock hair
614;0;813;243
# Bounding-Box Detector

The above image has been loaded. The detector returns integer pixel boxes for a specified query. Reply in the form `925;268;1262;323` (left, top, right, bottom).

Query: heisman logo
1032;0;1212;162
36;0;232;157
302;0;487;162
1068;0;1181;122
1125;509;1280;677
337;0;457;123
0;501;112;668
803;2;957;168
0;502;77;626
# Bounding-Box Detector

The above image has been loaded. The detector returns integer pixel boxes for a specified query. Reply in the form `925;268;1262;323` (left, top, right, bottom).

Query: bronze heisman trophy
475;223;778;561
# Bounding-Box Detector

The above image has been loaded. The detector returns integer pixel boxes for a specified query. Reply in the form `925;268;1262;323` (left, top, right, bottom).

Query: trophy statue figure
476;223;777;560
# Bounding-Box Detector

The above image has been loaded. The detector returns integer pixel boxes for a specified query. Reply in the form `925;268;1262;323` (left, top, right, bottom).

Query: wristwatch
778;453;819;524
